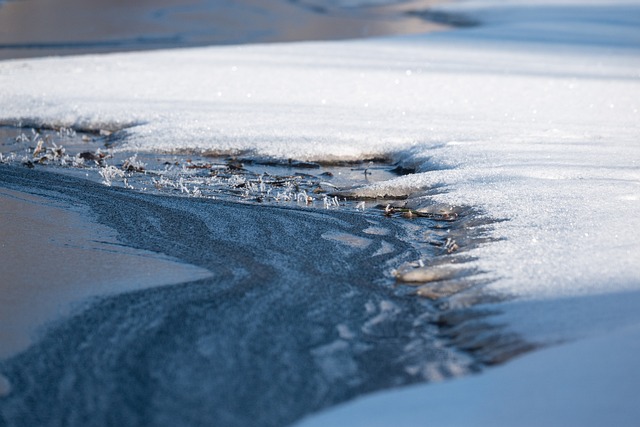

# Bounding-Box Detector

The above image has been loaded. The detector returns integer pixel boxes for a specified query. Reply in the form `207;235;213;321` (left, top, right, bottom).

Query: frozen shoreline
297;323;640;427
0;164;488;426
0;186;213;359
1;0;639;424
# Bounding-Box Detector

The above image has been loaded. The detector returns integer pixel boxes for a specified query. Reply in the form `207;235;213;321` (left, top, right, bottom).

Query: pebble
396;266;454;284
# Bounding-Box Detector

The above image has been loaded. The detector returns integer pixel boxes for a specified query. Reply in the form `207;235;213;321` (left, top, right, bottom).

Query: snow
297;323;640;427
1;0;637;302
1;0;639;422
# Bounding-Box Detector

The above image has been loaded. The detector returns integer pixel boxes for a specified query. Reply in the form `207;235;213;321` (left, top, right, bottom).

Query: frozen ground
1;0;639;425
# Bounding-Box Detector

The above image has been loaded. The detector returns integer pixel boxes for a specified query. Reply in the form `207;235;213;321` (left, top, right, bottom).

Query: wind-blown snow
1;0;639;374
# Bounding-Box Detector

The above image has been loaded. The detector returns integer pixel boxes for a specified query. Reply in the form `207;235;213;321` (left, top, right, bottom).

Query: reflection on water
0;0;446;59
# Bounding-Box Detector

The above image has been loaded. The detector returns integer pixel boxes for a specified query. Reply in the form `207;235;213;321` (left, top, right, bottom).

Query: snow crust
1;0;639;340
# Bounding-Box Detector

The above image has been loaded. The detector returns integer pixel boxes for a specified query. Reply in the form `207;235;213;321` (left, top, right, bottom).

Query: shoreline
297;322;640;427
0;0;448;60
0;164;501;426
0;186;213;359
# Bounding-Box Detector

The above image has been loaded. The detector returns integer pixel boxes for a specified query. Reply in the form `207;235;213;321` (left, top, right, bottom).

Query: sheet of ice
0;165;471;426
0;187;213;359
1;0;639;404
0;0;447;60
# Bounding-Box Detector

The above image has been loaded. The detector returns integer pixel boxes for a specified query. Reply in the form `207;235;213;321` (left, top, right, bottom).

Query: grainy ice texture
0;165;474;427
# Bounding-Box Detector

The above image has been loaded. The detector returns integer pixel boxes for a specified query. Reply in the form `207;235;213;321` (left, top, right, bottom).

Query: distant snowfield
1;0;639;422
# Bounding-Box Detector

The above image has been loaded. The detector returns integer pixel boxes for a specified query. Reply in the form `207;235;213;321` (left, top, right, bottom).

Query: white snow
297;323;640;427
1;0;639;423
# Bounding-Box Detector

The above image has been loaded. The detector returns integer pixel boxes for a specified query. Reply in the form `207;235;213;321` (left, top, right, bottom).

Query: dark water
0;165;475;427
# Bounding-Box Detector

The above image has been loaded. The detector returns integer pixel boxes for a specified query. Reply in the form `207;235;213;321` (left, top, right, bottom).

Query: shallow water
0;165;477;426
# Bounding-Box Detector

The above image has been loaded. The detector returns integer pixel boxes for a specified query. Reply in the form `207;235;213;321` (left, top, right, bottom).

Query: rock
396;266;454;284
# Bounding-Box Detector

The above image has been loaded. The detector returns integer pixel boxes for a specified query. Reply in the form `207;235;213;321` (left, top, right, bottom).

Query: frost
121;154;146;172
98;166;125;186
311;340;360;383
323;196;340;209
56;127;77;139
15;133;30;144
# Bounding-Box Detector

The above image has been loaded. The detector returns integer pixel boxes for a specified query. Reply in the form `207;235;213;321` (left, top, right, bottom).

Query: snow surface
297;323;640;427
1;0;639;422
1;0;637;303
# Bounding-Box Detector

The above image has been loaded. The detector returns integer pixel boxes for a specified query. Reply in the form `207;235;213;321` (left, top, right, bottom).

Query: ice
0;0;637;337
1;0;640;423
310;339;359;383
299;0;406;7
0;373;10;397
321;231;372;249
0;187;213;359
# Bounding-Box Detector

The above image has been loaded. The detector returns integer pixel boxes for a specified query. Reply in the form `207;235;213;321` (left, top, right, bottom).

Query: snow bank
297;323;640;427
1;0;639;342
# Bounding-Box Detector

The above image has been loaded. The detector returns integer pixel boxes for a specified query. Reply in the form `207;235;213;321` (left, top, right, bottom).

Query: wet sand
0;0;446;60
